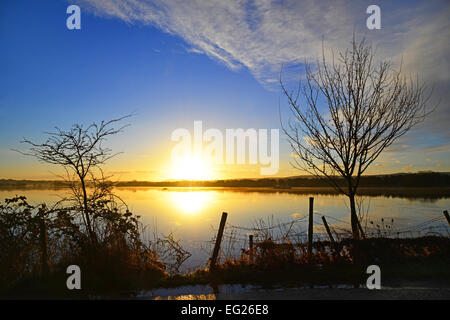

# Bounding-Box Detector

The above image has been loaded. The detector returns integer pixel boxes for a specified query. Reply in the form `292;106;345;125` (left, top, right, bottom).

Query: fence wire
204;210;450;263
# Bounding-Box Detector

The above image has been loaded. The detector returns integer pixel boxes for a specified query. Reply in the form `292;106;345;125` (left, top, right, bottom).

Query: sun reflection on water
169;191;214;215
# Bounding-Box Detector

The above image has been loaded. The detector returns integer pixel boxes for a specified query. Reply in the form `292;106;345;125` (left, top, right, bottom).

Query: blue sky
0;0;449;180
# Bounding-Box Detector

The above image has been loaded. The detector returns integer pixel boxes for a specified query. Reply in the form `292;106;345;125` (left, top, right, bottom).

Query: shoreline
2;186;449;199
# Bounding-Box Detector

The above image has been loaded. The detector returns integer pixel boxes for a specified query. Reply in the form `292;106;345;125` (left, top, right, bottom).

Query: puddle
136;283;356;300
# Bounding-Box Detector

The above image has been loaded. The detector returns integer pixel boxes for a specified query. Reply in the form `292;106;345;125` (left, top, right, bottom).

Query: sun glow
170;155;215;181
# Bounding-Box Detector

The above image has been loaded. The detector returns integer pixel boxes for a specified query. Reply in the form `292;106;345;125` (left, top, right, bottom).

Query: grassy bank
8;237;450;299
0;196;182;299
3;233;450;298
159;236;450;289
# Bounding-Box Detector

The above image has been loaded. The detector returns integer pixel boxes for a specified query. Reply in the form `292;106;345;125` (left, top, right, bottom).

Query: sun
170;155;214;180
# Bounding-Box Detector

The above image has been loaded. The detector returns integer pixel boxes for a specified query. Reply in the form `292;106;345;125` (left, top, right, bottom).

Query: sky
0;0;449;181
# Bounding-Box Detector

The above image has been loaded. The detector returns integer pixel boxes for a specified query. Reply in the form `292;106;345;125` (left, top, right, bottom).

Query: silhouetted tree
18;115;131;243
281;38;432;239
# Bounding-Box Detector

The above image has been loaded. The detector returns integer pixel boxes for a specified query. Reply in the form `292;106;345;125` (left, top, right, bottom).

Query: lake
1;187;449;271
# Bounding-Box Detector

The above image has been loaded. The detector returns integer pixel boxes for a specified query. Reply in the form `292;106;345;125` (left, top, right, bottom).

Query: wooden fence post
39;217;49;277
210;212;228;270
249;234;254;263
321;216;335;245
444;210;450;226
322;216;341;256
308;197;314;259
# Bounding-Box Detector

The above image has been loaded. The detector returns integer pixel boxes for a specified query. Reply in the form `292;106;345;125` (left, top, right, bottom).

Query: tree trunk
349;193;360;240
80;177;96;244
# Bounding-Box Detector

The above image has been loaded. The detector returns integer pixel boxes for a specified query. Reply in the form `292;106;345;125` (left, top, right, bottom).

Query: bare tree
280;38;432;239
17;115;131;243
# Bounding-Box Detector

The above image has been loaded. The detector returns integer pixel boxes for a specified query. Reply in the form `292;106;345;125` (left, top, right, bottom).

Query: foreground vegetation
1;192;448;299
0;195;190;298
164;236;450;289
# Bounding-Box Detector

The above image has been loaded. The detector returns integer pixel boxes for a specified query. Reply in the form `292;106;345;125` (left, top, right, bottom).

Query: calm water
2;187;449;270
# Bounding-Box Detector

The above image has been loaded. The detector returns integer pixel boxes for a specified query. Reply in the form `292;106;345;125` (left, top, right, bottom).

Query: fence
205;197;450;268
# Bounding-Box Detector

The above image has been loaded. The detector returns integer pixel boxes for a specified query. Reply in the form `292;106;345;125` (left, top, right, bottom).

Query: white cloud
75;0;449;86
76;0;449;98
75;0;364;83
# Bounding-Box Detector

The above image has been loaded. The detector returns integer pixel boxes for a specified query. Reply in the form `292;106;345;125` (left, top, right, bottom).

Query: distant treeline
0;179;69;189
117;171;450;188
1;171;450;189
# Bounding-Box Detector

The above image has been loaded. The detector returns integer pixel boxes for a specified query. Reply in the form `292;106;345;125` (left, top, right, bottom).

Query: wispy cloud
75;0;449;84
